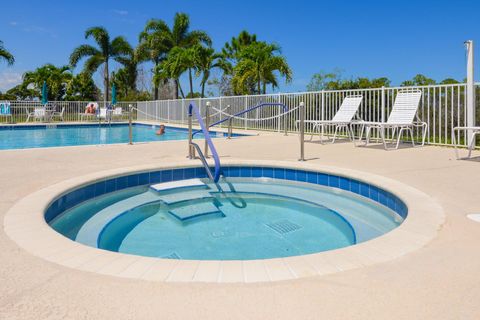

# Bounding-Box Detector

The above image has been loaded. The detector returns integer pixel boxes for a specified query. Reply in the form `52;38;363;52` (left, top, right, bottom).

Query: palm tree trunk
174;79;179;99
257;79;261;95
178;80;186;99
153;61;159;100
104;60;109;102
201;81;205;98
188;68;194;98
263;82;266;94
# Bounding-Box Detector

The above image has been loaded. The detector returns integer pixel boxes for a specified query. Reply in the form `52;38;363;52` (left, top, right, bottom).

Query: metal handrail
190;142;217;182
192;102;288;137
188;102;221;183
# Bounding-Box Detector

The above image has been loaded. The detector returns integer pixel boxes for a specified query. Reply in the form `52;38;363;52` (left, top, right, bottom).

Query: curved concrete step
76;191;160;247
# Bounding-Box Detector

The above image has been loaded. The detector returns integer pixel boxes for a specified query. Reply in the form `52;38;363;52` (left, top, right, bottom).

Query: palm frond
69;44;100;67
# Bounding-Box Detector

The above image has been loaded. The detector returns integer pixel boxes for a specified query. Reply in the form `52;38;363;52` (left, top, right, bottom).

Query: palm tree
147;13;212;99
23;64;73;100
154;47;190;99
193;46;223;98
113;46;139;98
222;30;257;62
232;42;292;95
138;22;169;99
0;40;15;66
69;26;131;101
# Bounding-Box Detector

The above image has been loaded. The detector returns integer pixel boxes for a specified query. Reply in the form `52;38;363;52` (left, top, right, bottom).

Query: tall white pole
465;40;475;143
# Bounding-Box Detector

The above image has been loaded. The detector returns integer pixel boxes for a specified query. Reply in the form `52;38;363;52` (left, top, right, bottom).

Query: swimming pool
47;165;407;261
0;123;237;150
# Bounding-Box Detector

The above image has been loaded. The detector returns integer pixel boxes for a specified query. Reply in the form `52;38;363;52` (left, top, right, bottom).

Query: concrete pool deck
1;131;479;319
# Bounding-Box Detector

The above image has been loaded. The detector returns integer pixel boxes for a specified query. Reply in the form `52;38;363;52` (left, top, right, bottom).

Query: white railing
1;101;137;122
136;83;479;147
1;83;478;148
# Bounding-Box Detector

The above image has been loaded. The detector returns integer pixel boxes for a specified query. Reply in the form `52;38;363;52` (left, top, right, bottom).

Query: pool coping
3;160;445;283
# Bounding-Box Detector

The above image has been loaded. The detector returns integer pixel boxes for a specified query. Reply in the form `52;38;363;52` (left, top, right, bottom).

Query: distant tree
0;40;14;66
5;84;38;100
65;72;99;101
23;64;72;100
307;70;390;91
401;74;436;86
440;78;460;84
307;69;343;91
69;26;131;101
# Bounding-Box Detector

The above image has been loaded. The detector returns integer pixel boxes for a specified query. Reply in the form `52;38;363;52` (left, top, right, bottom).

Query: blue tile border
45;166;409;223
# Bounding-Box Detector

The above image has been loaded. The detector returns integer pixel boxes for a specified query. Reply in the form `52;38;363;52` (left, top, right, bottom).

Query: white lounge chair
359;90;426;150
26;106;46;122
79;102;99;121
111;107;129;121
452;127;480;159
299;95;363;143
51;106;65;121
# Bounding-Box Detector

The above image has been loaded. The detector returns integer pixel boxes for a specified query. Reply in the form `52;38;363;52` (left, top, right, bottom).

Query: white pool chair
26;107;46;122
79;102;99;121
299;95;363;143
51;106;65;121
359;90;426;150
452;127;480;159
97;107;113;122
111;107;128;121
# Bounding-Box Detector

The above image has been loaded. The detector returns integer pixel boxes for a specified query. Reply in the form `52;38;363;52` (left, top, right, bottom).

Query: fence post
128;104;133;145
321;90;325;121
299;102;305;161
188;104;194;159
381;86;386;123
244;96;248;130
284;95;288;136
204;102;210;157
466;40;476;144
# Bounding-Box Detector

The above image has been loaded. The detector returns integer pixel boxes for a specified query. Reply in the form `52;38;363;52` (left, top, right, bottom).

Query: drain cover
266;220;302;235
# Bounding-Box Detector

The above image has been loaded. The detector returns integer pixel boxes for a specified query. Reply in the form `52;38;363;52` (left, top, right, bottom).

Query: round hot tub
46;166;407;260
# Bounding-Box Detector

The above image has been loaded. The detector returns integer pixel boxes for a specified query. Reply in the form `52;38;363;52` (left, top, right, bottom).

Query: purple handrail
188;102;221;183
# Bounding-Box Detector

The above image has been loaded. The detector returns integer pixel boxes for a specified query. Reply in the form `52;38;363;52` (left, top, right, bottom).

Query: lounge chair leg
453;130;460;159
365;126;372;145
409;128;415;147
467;132;477;158
380;126;388;150
421;123;427;146
347;124;354;143
358;124;365;144
332;125;339;143
395;127;403;149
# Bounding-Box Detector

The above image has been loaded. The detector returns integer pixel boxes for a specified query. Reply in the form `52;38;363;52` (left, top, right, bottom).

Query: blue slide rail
192;102;288;137
188;102;221;183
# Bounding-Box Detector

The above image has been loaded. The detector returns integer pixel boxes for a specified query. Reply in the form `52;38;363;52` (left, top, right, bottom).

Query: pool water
50;178;403;260
0;123;231;150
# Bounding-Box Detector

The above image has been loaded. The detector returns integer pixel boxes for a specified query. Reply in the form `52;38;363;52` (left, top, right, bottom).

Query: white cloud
0;72;23;92
113;9;129;16
9;21;18;26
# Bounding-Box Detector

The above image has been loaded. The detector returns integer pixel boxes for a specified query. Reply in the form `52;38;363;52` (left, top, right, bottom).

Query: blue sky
1;0;479;94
